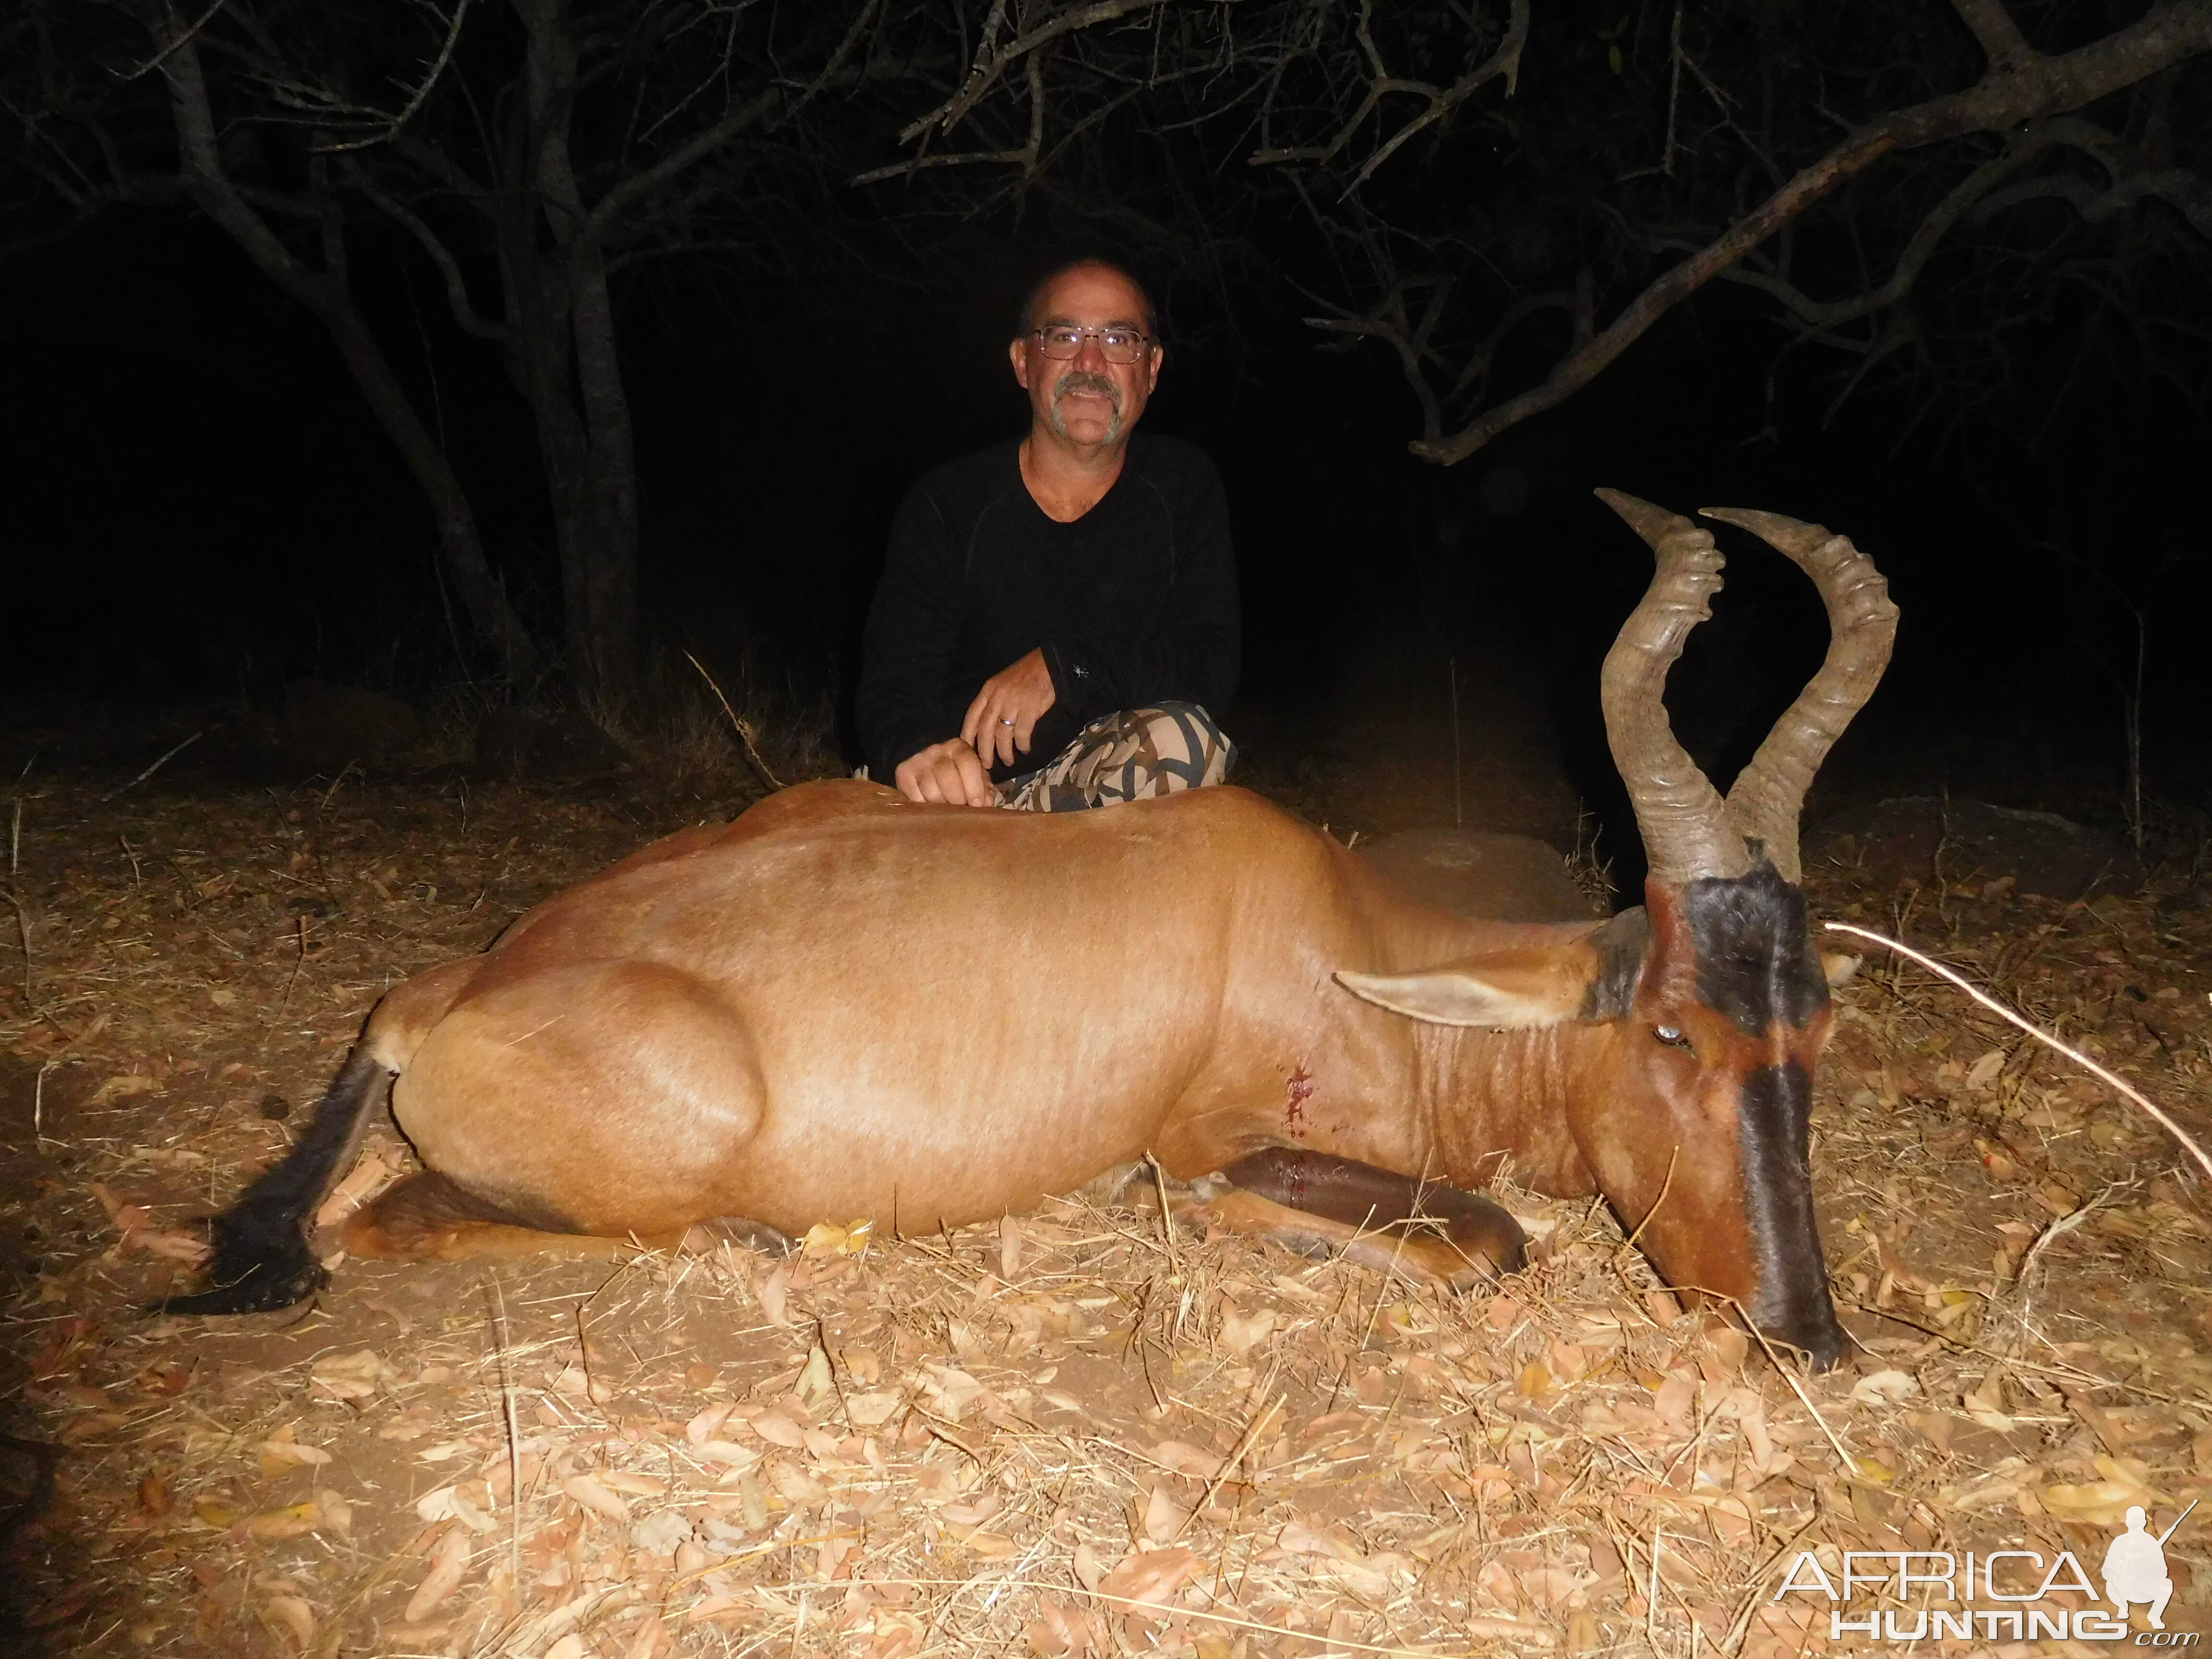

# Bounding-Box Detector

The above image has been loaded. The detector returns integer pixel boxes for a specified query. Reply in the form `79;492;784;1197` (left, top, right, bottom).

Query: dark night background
4;0;2208;878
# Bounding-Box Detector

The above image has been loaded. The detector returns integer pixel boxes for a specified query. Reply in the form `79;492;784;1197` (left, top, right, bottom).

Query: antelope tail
153;1048;392;1315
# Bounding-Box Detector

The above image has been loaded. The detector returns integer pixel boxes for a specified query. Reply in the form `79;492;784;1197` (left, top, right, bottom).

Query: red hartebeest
167;493;1894;1368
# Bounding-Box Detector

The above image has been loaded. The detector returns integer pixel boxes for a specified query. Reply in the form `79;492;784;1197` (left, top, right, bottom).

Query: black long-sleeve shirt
856;435;1240;785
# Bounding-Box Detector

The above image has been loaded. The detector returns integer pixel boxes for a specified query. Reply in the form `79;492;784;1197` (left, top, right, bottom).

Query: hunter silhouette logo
1771;1498;2200;1645
2104;1503;2192;1631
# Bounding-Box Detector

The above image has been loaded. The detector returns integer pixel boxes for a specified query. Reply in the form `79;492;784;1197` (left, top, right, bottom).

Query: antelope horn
1596;490;1751;885
1701;508;1899;884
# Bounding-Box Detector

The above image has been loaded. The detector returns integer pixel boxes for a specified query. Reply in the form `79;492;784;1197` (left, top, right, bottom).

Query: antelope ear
1334;952;1587;1029
1820;951;1862;990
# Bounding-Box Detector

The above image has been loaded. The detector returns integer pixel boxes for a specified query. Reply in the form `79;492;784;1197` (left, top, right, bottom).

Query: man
856;258;1239;811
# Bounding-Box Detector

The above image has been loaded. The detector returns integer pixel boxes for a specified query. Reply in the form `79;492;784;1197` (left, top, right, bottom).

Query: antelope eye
1652;1024;1692;1049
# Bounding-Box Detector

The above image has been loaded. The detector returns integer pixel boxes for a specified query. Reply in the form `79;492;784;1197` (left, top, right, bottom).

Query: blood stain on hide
1285;1065;1315;1140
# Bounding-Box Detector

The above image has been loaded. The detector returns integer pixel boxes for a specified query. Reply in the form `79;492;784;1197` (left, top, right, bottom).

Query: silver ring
1000;718;1015;726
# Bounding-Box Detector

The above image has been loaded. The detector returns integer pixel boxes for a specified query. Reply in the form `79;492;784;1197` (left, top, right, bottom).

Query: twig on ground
488;1273;523;1600
96;731;203;803
683;649;784;794
1826;921;2212;1182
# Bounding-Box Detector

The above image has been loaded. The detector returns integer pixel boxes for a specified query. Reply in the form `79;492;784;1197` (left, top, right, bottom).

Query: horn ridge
1699;508;1899;884
1595;489;1752;885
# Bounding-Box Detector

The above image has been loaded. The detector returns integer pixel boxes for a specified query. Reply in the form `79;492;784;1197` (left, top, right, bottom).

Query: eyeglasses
1031;325;1151;364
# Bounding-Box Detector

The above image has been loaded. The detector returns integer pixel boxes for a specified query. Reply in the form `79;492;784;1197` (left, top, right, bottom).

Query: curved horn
1596;490;1751;884
1700;508;1898;883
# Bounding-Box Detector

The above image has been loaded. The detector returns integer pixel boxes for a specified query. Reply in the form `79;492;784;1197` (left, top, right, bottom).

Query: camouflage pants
997;702;1235;813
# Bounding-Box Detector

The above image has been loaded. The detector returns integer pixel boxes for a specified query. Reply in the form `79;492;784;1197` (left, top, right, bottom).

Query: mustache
1052;371;1121;408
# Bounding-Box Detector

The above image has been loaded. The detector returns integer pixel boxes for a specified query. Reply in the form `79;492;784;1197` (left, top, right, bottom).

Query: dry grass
3;749;2211;1658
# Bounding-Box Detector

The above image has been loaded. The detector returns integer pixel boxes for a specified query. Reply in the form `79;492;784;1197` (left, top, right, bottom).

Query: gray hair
1016;258;1157;341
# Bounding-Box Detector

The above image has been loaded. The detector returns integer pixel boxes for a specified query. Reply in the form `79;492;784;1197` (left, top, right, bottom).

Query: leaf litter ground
3;745;2211;1659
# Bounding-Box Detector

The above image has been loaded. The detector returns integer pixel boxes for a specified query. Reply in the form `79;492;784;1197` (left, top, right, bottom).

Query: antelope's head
1344;493;1895;1369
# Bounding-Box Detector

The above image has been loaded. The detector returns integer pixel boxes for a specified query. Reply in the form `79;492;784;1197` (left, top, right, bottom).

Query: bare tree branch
1409;0;2212;463
346;168;513;340
1704;127;2056;331
897;0;1192;144
1948;0;2039;69
314;0;475;154
1250;0;1528;192
584;86;781;239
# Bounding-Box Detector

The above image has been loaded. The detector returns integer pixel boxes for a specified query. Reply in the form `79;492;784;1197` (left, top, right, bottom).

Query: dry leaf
415;1484;496;1532
133;1226;212;1262
312;1146;406;1228
1072;1543;1106;1593
758;1264;791;1326
243;1503;322;1539
313;1489;351;1535
865;1619;924;1659
1653;1370;1697;1429
939;1493;1004;1529
90;1074;160;1104
1096;1546;1200;1608
797;1346;835;1403
1150;1440;1224;1480
846;1390;901;1427
2041;1479;2146;1525
309;1349;394;1401
752;1412;805;1448
1963;1373;2014;1431
922;1365;985;1422
767;1461;828;1507
263;1592;315;1649
632;1510;691;1555
1850;1369;1918;1407
256;1431;333;1471
685;1402;735;1445
551;1364;593;1399
405;1526;474;1621
563;1473;631;1520
1219;1306;1276;1355
1025;1600;1093;1657
694;1440;758;1469
1141;1483;1186;1543
801;1217;873;1257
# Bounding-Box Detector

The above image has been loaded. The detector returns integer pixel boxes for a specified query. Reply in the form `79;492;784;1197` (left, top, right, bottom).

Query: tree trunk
559;240;642;710
501;0;643;714
157;33;545;687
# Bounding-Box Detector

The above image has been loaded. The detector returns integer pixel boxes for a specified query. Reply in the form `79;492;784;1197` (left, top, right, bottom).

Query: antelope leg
1187;1148;1526;1287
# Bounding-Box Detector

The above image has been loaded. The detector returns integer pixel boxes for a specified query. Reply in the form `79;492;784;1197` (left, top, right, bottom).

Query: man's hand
961;647;1058;769
893;738;995;808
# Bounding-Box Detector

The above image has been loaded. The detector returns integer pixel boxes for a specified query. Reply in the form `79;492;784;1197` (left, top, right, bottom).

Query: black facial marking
1578;906;1651;1021
1683;859;1828;1036
1736;1060;1848;1368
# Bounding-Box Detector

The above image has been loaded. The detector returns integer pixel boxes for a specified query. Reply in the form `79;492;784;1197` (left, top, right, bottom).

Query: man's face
1009;264;1163;451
